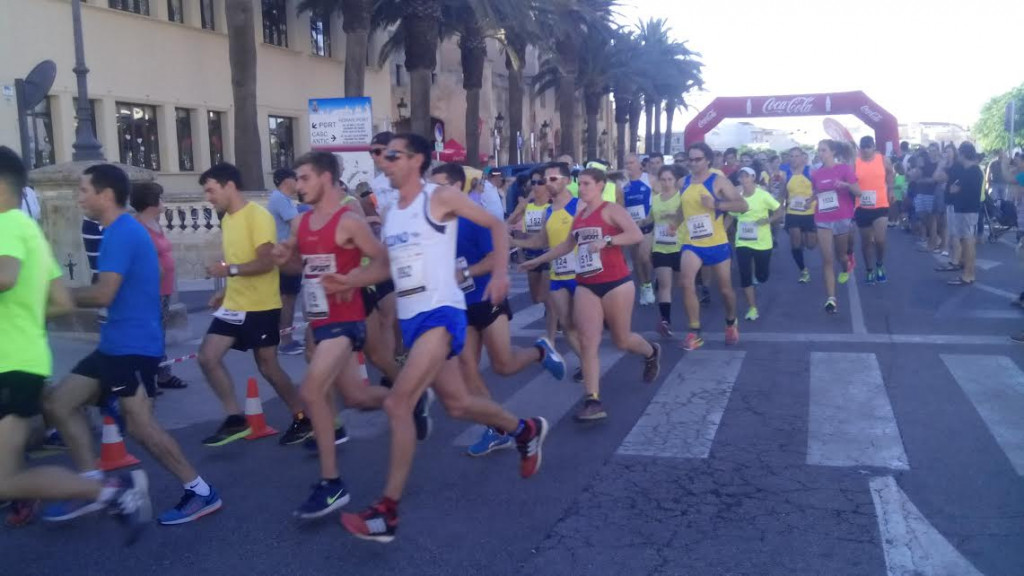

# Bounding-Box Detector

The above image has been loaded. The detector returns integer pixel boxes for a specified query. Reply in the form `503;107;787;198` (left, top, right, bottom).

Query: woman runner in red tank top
526;168;662;421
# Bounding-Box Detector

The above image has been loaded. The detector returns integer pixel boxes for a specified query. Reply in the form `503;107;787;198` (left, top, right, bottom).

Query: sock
227;413;246;425
876;261;883;268
321;477;340;485
726;318;737;327
97;485;118;504
658;303;671;322
510;419;527;438
185;476;212;497
791;249;805;270
81;470;103;482
534;344;546;362
689;324;701;334
585;393;600;401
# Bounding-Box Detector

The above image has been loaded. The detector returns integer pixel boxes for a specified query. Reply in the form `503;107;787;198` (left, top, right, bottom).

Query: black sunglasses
370;148;386;157
688;156;706;162
530;179;543;185
384;149;410;163
546;176;562;182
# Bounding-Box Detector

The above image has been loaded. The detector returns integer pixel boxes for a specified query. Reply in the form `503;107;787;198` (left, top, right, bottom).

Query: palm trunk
643;99;653;154
629;96;641;154
556;74;577;161
466;88;481;166
403;0;441;139
584;91;602;162
459;11;486;168
226;0;263;189
505;39;527;167
614;92;629;168
664;103;676;155
409;68;433;138
653;100;663;154
340;0;372;97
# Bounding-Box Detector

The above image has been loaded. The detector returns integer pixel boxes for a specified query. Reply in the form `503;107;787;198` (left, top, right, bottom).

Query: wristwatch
603;235;613;247
228;264;240;277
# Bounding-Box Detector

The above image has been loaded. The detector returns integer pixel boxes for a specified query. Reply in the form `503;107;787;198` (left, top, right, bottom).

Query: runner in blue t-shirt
623;153;655;305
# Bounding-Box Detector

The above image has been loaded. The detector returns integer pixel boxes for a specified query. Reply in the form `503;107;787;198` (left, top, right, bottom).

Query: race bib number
817;190;839;212
627;204;647;222
302;278;329;319
654;223;677;245
213;307;246;325
456;256;475;293
738;221;759;241
686;214;714;239
524;209;544;233
860;190;877;208
303;253;337;276
789;196;807;212
390;244;426;297
574;227;604;276
553;252;576;276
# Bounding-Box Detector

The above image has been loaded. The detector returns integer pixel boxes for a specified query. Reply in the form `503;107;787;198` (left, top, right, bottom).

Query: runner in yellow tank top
650;165;685;337
509;171;556;341
853;136;895;284
782;147;817;283
678;143;749;351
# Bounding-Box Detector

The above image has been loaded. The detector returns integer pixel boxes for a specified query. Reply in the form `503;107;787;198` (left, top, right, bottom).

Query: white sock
81;470;103;482
185;476;211;497
97;486;117;504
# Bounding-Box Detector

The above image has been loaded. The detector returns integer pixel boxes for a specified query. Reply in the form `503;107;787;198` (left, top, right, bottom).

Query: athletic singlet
571;202;629;285
623;180;652;224
855;154;889;209
522;201;548;234
297;206;365;326
784;166;815;215
680;173;728;247
545;197;579;281
651;191;683;254
382;183;466;320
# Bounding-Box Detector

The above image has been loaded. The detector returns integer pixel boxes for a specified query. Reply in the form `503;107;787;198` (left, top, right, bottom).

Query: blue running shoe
157;488;222;525
876;265;887;283
294;478;350;520
42;499;105;522
466;427;513;457
302;425;350;451
535;337;566;380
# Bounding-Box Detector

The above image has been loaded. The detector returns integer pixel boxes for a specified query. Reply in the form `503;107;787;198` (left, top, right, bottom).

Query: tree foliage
974;82;1024;153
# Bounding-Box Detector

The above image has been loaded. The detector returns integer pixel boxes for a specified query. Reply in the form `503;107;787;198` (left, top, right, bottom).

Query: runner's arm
73;272;122;308
435;186;510;303
602;203;644;247
334;212;391;288
208;243;276;277
711;178;749;213
272;220;303;275
0;256;19;291
522;234;575;268
511;230;547;250
46;276;74;317
467;252;497;278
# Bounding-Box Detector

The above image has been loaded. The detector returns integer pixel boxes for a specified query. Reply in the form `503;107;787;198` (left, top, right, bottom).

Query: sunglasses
383;149;410;162
530;180;543;186
370;148;386;157
688;156;706;162
546;176;562;182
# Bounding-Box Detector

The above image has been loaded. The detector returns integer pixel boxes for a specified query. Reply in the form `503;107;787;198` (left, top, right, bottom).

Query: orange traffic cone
244;377;278;440
96;416;140;471
357;352;370;387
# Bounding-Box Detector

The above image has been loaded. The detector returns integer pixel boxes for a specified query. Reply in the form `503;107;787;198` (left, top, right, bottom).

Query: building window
175;108;194;171
262;0;288;47
208;111;224;166
116;102;160;171
539;89;546;110
109;0;150;15
394;64;403;87
200;0;215;30
268;116;294;170
27;98;56;169
167;0;183;22
310;12;331;57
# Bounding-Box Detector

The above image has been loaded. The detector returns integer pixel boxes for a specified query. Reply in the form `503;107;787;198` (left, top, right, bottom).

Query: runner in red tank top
271;151;392;521
525;168;662;421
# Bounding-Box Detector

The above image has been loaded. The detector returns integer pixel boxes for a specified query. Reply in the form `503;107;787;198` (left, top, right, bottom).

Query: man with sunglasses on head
369;132;397;219
337;134;549;543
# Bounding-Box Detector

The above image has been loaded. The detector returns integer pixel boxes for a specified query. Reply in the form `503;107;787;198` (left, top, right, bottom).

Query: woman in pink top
131;182;188;390
812;140;861;315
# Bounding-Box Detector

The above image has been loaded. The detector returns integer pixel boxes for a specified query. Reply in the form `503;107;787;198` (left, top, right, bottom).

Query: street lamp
492;112;505;164
495;112;505;135
396;97;409;121
540;120;550;140
71;0;103;161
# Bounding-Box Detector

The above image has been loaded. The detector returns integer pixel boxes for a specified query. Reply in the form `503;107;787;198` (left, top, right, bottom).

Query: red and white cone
96;416;140;471
244;377;278;440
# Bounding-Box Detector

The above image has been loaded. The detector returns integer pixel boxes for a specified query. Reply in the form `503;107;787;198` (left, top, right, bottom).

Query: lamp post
599;128;608;160
396;97;409;121
492;112;504;165
71;0;104;161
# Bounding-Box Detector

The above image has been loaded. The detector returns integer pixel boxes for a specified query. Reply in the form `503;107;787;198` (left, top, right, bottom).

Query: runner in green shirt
730;167;783;321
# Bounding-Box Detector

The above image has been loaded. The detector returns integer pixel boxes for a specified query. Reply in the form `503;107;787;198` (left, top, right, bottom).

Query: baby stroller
981;195;1018;243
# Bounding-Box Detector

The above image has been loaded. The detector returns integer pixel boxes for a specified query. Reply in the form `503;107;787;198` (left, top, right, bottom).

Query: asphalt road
11;228;1024;576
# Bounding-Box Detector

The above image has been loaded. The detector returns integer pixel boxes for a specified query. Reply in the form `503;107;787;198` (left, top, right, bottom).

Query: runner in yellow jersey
731;167;783;321
650;165;685;337
782;147;817;283
679;143;748;351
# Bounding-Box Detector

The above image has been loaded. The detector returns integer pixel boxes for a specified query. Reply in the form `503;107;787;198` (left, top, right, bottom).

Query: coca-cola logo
762;96;816;115
697;108;718;129
859;105;883;123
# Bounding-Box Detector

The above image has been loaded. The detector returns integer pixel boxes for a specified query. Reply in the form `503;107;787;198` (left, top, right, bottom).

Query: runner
623;153;655;305
812;140;862;314
645;152;663;186
523;168;661;421
196;163;310;447
853;136;894;285
650;165;685;336
43;163;219;526
430;163;565;456
783;147;817;283
267;168;304;355
732;167;783;320
339;134;548;543
678;142;749;350
513;170;557;342
516;163;586;382
0;150;151;540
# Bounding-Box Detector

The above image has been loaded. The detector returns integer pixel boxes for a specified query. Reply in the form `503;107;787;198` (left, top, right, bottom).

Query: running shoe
724;323;740;346
280;416;314;446
302;425;350;451
516;417;549;478
657;320;673;338
574;396;607;422
745;307;759;321
535;337;566;380
825;297;838;315
278;341;305;356
642;342;661;383
106;470;153;546
413;389;435;441
202;415;251;447
341;501;398;543
798;269;811;284
41;498;106;522
865;270;876;286
681;332;704;351
876;265;887;283
838;271;850;285
573;367;584;383
157;488;222;525
5;500;37;528
294;478;350;520
641;283;655;306
467;427;513;457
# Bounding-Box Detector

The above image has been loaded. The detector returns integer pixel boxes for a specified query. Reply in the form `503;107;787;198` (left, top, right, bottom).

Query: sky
617;0;1022;135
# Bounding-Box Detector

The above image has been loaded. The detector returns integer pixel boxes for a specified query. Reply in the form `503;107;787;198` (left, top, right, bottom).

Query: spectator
945;142;983;286
266;168;303;355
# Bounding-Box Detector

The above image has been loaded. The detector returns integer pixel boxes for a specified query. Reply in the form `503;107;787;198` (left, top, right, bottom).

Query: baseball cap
738;166;756;177
585;160;609;172
859;136;876;150
273;168;296;186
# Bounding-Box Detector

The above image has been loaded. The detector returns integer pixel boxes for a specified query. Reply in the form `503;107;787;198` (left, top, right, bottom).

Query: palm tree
452;3;488;166
660;52;703;154
609;31;644;166
226;0;264;189
298;0;374;97
374;0;443;138
490;0;541;166
634;17;703;156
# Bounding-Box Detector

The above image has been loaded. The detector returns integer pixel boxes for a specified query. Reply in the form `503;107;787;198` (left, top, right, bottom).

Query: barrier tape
159;321;309;367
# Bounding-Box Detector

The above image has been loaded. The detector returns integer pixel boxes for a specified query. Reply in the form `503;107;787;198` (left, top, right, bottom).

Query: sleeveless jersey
545;197;579;280
784;166;815;215
855;154;889;209
382;183;466;320
623;180;652;224
296;206;365;327
651;191;683;254
680;173;728;247
571;202;629;284
522;201;549;234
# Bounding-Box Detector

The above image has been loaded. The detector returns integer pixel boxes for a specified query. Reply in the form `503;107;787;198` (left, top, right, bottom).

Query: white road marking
846;274;868;335
807;352;908;470
869;476;983;576
617;350;744;458
973;282;1018;301
512;330;1016;346
941;354;1024;476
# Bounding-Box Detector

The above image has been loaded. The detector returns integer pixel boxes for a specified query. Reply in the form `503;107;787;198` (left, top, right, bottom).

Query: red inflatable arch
683;91;900;156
